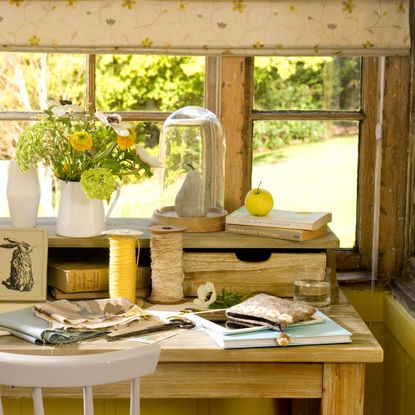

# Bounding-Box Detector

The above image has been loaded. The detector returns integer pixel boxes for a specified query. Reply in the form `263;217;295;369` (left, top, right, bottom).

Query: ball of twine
148;225;186;304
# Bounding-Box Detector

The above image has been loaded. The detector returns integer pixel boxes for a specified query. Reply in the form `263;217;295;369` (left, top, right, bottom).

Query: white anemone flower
135;144;163;168
193;281;217;307
46;99;83;116
95;111;134;137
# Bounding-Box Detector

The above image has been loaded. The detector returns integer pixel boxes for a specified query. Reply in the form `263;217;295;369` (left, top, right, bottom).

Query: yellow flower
342;0;355;13
363;41;374;49
117;129;136;150
288;4;297;13
9;0;23;7
28;35;40;46
141;38;153;48
69;131;93;152
122;0;136;10
232;0;246;13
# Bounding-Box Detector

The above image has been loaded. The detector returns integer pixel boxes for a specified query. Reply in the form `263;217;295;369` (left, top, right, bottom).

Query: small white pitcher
56;180;120;237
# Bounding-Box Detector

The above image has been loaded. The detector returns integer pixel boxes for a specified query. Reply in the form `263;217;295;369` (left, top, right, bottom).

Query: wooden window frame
220;56;411;280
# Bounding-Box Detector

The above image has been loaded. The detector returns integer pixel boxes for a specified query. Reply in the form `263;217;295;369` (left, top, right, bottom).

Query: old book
226;206;332;231
49;287;150;300
225;223;328;241
47;261;150;293
202;310;351;349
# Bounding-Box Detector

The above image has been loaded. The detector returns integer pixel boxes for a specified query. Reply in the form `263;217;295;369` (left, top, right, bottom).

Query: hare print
0;238;34;291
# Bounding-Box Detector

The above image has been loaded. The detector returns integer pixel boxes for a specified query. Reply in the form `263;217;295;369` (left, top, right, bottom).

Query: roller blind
0;0;410;56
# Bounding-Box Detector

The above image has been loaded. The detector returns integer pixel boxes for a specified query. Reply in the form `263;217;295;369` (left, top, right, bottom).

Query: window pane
109;122;162;218
254;57;361;111
96;55;205;112
252;121;358;248
0;53;86;111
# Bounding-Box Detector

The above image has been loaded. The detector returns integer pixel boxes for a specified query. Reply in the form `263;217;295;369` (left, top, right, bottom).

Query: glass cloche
152;106;226;232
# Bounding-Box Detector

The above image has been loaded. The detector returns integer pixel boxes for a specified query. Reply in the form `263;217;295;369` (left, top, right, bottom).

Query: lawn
252;136;358;248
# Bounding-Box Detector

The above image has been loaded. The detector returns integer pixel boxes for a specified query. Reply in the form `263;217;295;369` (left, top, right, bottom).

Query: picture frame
0;228;48;301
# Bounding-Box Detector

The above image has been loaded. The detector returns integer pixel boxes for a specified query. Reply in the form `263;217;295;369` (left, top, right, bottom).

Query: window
0;53;205;218
252;57;362;248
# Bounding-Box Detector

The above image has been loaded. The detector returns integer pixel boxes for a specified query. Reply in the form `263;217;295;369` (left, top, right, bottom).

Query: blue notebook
200;310;351;349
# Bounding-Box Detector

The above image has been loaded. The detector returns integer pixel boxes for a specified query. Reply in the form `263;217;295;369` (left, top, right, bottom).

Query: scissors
106;317;195;341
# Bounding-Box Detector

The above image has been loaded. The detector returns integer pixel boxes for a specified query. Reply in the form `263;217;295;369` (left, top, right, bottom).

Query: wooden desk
0;298;382;415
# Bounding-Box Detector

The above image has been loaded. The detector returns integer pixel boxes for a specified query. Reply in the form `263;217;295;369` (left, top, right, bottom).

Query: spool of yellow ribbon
103;229;143;304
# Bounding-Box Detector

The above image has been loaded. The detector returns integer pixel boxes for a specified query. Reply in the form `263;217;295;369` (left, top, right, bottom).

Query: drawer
183;251;327;298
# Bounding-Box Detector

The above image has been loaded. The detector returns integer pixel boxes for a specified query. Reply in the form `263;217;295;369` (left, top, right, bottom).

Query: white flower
193;281;217;307
95;111;134;137
135;144;163;168
46;99;83;116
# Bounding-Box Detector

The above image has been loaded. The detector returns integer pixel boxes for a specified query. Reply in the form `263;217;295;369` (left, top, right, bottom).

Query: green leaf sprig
208;289;245;310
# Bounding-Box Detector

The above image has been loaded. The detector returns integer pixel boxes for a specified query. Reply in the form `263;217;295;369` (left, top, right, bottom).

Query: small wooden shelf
0;217;340;250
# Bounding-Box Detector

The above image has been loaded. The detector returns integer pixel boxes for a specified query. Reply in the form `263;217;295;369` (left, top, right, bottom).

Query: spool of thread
148;225;187;304
102;229;143;304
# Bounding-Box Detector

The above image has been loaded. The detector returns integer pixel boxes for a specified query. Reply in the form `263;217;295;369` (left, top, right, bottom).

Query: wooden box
183;250;327;298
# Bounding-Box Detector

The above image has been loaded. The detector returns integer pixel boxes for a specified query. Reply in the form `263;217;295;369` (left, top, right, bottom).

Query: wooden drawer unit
183;250;327;297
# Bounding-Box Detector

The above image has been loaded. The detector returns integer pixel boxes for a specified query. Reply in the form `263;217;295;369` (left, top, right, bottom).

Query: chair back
0;344;160;415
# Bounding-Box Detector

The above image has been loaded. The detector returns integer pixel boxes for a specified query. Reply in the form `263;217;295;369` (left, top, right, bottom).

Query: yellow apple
244;184;274;216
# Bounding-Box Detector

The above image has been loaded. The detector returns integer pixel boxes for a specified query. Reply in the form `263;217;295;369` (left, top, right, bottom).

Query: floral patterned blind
0;0;410;56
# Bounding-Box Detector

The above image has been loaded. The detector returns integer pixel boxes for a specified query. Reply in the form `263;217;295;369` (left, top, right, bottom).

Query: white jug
56;180;120;237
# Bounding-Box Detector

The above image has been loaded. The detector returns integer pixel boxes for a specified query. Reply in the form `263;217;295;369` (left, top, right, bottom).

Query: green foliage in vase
16;106;153;201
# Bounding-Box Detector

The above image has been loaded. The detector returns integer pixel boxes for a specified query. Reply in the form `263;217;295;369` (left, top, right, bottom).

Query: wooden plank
358;57;378;271
183;252;327;297
321;363;365;415
252;110;363;121
378;56;411;282
0;218;339;249
0;363;323;399
220;56;254;213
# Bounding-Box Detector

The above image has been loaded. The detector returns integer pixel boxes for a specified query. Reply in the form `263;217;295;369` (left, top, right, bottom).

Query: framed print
0;228;48;301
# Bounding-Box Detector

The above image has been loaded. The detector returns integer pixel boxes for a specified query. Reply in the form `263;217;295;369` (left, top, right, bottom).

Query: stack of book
186;309;351;349
47;260;151;300
225;206;332;242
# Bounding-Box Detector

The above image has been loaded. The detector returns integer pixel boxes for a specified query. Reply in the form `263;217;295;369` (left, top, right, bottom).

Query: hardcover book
192;310;351;349
47;261;150;293
49;287;150;301
225;223;328;241
225;206;332;231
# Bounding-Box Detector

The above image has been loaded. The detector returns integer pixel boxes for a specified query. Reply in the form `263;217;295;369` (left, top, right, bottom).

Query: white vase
56;180;120;237
6;160;41;227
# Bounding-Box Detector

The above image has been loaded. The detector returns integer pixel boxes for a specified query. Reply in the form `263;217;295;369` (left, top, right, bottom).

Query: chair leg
32;387;45;415
130;378;140;415
83;386;94;415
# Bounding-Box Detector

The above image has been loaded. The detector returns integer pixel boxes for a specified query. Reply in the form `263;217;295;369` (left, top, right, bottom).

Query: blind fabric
0;0;410;56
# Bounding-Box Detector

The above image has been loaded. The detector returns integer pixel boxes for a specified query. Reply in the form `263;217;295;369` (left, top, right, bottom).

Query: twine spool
102;229;143;304
148;225;187;304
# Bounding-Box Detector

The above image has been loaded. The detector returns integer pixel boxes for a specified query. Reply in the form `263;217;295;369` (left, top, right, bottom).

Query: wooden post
220;56;254;213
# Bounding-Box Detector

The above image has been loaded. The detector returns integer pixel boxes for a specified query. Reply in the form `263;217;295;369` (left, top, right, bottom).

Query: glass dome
153;106;226;232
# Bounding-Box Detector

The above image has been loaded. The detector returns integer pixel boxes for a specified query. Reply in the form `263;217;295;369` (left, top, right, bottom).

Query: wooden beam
220;56;254;213
358;57;378;271
378;56;411;282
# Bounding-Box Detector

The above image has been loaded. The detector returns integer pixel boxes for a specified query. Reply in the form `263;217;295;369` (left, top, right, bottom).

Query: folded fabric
225;293;316;330
0;306;102;345
33;298;147;330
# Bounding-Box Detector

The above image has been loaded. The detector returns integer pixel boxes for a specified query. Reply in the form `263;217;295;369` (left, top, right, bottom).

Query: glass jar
153;106;226;231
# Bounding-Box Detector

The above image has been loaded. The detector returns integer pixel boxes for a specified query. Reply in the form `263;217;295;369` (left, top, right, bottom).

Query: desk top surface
0;298;383;364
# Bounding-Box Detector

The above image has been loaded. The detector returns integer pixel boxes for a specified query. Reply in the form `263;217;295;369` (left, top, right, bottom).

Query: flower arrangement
16;100;161;201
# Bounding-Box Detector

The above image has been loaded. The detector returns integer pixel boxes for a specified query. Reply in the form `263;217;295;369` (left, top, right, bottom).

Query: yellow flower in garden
117;129;136;150
69;131;93;152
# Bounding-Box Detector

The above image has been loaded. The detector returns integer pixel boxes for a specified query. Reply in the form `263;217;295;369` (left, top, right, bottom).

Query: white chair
0;343;160;415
